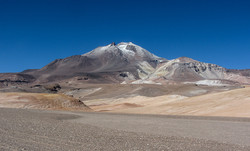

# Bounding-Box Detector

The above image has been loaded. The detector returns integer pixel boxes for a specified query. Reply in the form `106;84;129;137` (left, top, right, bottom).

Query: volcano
1;42;250;86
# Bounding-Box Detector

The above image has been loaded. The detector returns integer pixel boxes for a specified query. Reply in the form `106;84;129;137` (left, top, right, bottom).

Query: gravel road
0;108;250;151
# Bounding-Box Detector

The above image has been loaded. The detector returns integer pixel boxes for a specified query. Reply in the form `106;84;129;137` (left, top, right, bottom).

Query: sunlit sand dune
89;86;250;117
0;92;91;111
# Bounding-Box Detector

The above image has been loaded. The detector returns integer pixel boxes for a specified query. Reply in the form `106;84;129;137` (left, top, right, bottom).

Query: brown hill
0;92;91;111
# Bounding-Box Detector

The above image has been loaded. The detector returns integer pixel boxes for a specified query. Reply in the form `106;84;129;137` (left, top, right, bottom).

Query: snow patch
82;44;112;57
195;80;229;86
117;44;135;56
117;42;160;59
131;80;162;85
121;81;127;84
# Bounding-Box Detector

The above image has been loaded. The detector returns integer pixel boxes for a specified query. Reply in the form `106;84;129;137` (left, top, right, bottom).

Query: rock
44;83;61;92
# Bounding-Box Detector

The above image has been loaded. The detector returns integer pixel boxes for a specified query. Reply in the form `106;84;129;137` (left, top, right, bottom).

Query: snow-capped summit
116;42;160;60
82;42;162;62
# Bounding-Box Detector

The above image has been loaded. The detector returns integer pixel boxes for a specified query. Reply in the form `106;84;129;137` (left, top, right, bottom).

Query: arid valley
0;42;250;150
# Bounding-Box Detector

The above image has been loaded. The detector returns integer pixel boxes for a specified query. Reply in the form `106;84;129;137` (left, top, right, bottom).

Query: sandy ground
0;108;250;151
0;92;91;111
88;86;250;117
0;84;249;117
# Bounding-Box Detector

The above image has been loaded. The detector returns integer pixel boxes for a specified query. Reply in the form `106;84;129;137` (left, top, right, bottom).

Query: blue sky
0;0;249;73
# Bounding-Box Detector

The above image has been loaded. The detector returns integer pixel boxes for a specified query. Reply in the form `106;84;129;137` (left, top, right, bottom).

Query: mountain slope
24;42;165;83
1;42;249;85
139;57;250;85
146;57;225;82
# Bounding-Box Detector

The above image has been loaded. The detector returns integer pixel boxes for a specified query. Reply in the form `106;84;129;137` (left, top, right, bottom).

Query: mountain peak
82;42;161;61
118;42;134;45
110;42;116;46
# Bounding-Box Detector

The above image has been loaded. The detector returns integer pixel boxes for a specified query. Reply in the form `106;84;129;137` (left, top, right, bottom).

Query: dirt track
0;108;250;151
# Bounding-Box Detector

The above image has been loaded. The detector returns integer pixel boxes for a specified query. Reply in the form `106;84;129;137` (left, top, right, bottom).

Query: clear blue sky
0;0;249;73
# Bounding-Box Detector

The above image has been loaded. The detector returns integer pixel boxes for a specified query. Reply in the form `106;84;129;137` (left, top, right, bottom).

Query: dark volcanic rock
0;73;35;87
43;83;61;92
